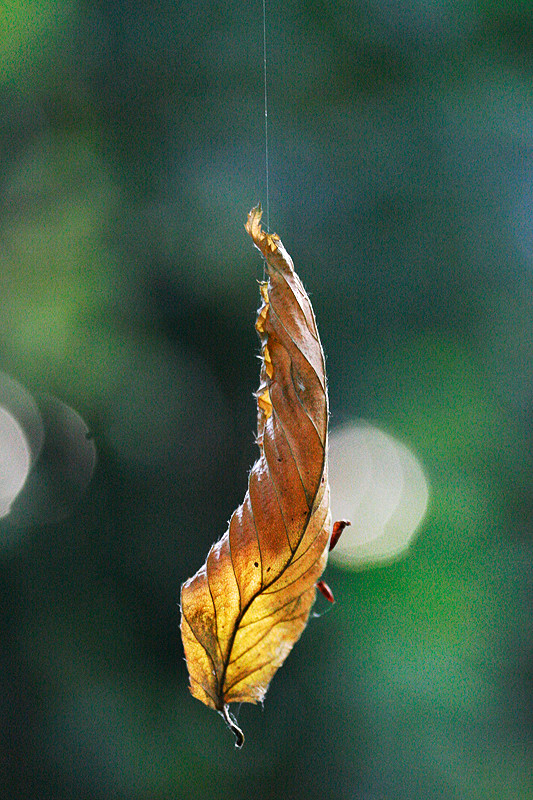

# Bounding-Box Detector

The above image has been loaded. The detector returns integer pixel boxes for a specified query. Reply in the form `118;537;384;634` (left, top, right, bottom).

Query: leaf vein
227;602;299;666
268;302;325;392
181;606;219;679
237;589;311;630
224;612;309;695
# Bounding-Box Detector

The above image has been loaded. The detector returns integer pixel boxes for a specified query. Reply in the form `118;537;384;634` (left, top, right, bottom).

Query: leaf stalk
220;704;245;749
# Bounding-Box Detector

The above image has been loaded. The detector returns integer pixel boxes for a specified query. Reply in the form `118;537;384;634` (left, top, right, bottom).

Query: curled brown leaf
180;205;331;745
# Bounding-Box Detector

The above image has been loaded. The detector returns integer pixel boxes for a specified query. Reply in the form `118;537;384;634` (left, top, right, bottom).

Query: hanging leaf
180;205;331;747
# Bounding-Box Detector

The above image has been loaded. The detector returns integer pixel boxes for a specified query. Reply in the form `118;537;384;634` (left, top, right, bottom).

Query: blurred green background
1;0;532;798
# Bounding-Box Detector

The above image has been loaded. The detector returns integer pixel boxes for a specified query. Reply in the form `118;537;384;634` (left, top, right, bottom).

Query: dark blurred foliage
0;0;532;798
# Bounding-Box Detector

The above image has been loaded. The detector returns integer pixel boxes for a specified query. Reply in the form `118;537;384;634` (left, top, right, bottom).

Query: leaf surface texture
180;206;331;716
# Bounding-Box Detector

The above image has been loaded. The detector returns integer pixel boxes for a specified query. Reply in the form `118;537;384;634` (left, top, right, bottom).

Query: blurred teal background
1;0;532;798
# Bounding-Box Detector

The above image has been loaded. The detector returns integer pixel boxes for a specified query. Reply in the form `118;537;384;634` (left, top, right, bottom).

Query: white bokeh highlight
328;422;429;568
0;406;32;518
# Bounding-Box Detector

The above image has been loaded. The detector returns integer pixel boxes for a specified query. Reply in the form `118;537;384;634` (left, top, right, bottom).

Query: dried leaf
180;205;331;745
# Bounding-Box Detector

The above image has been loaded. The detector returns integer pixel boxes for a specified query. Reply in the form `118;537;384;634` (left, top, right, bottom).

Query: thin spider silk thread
262;0;269;233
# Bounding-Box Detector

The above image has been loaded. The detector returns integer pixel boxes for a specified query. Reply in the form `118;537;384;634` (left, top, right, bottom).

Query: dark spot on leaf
254;562;259;568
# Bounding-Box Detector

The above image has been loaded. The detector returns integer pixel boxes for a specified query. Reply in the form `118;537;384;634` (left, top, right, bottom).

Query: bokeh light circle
0;407;32;518
328;421;429;568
